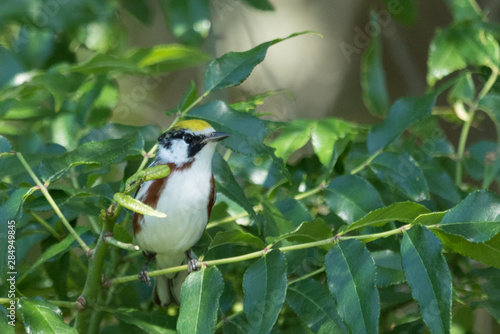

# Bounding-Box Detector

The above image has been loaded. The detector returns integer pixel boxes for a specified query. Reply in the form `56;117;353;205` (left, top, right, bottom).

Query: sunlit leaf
428;23;500;85
270;119;314;163
114;193;166;218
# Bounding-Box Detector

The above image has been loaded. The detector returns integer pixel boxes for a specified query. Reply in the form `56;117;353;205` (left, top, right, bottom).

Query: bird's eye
183;134;193;144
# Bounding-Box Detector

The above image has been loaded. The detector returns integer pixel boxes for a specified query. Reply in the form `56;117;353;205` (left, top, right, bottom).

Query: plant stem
215;309;244;330
111;224;413;286
455;66;499;185
30;211;62;239
0;298;76;308
74;206;120;333
288;266;325;285
103;236;140;251
206;212;249;229
16;152;90;253
350;149;382;175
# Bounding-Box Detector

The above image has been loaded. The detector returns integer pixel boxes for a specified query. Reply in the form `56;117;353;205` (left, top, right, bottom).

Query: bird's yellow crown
171;120;212;132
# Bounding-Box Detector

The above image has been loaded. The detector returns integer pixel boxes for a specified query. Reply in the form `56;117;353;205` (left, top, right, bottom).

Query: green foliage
1;1;500;333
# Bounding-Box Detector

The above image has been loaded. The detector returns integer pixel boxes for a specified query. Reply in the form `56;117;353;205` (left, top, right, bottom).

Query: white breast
135;144;215;258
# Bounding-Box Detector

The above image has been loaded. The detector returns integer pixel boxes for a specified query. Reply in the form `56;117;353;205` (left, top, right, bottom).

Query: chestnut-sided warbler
133;120;229;306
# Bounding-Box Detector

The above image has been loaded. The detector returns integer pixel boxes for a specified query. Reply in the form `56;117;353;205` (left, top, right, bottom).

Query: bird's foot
138;265;151;286
187;259;199;273
138;252;156;286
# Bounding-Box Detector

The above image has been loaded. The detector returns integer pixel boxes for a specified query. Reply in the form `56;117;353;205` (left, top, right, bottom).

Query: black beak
205;132;230;142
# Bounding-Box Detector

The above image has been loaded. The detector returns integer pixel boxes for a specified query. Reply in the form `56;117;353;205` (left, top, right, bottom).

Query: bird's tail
153;254;189;306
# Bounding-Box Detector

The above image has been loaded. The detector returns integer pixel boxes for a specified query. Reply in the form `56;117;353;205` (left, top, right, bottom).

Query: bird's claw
139;266;151;286
187;259;199;273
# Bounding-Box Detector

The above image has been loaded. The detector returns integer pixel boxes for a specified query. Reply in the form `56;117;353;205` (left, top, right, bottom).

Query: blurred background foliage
1;0;500;333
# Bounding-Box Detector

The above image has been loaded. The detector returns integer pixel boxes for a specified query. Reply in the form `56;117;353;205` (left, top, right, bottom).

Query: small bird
133;120;229;306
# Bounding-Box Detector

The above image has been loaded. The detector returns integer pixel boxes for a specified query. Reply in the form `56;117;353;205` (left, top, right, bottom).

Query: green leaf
449;72;475;104
208;230;266;250
125;164;171;193
0;188;35;284
40;135;143;182
69;54;142;75
271;218;332;247
438;190;500;242
361;12;389;117
262;200;295;237
114;193;166;218
326;239;380;334
213;153;259;222
371;250;405;287
205;31;318;92
270;119;314;163
413;211;446;225
17;226;88;284
445;0;484;22
230;90;292;113
421;158;462;205
177;266;224;334
161;0;211;46
126;45;211;72
433;230;500;269
370;152;430;201
0;306;14;334
70;45;209;75
17;298;77;334
324;175;384;223
367;94;437;154
427;23;500;85
401;225;451;334
242;0;274;11
0;46;24;88
243;249;287;334
479;94;500;134
0;135;12;154
311;118;357;168
114;310;176;334
286;279;346;333
190;101;290;178
346;202;430;233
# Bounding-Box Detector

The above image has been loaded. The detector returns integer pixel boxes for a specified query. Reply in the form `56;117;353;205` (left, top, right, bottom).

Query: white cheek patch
157;140;190;165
